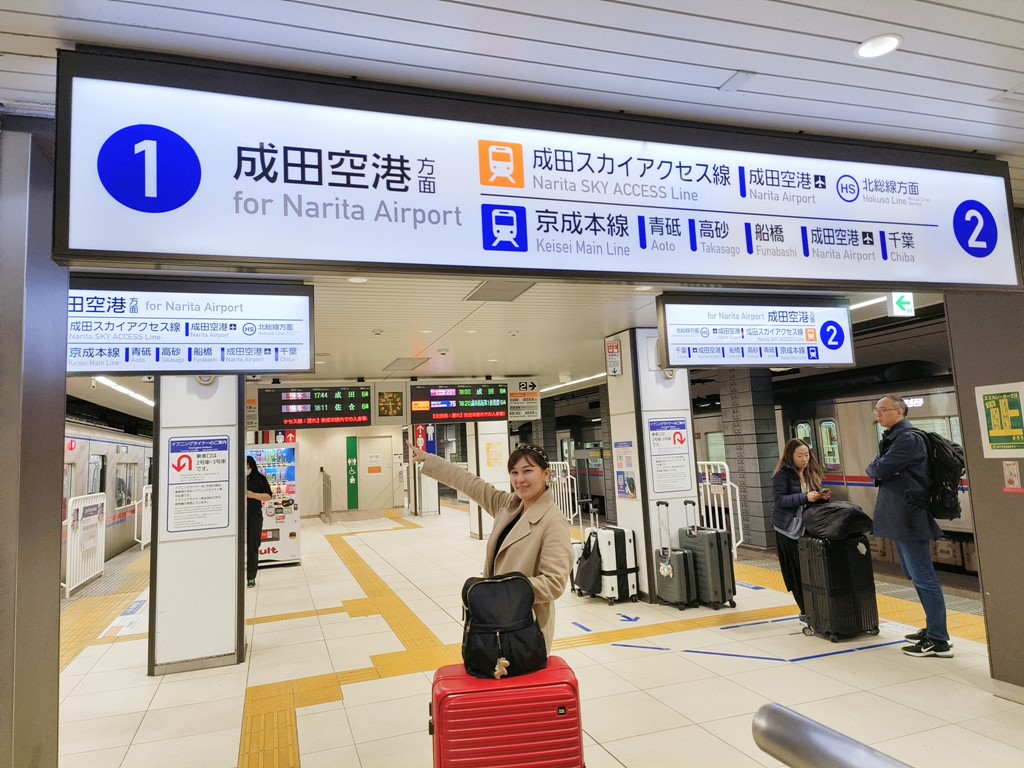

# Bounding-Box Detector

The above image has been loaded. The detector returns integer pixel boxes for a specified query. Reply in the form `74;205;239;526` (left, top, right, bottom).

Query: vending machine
246;445;301;565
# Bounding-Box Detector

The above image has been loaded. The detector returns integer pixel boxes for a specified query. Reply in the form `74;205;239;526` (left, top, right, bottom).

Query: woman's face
792;445;810;470
509;455;551;505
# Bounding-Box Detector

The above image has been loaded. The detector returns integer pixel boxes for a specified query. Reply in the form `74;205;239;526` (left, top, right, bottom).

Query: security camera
438;349;449;356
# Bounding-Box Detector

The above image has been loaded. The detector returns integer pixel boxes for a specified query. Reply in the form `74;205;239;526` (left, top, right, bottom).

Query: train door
815;416;847;500
87;453;105;494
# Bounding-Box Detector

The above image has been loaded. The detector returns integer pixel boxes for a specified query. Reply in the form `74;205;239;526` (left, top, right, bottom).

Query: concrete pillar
720;368;779;548
0;129;66;768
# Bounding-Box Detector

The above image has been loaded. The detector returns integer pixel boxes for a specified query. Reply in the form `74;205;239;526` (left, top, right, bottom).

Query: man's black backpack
905;428;966;521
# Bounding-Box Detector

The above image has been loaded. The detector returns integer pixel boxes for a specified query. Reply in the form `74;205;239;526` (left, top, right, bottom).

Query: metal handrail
752;703;912;768
697;460;744;556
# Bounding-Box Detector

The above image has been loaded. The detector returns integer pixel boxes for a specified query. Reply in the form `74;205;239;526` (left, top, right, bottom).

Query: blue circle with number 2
819;321;845;350
952;200;997;258
97;124;201;213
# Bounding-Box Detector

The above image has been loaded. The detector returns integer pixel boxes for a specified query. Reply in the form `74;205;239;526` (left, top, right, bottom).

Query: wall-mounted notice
58;56;1019;288
166;435;231;534
975;382;1024;458
67;279;313;375
647;418;692;494
658;295;853;368
614;440;637;499
508;379;541;421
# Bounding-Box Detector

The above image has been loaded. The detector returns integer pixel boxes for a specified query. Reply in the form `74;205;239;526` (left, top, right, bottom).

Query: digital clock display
258;386;371;429
409;383;508;424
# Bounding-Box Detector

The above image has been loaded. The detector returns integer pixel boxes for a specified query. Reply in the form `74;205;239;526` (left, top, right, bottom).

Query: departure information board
657;295;854;368
258;386;371;429
409;383;509;423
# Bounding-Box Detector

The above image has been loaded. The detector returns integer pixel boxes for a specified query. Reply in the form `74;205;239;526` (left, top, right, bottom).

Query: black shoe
902;638;953;658
247;578;256;588
904;628;926;642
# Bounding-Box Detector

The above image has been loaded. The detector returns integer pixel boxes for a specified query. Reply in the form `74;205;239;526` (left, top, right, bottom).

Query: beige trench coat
420;453;574;653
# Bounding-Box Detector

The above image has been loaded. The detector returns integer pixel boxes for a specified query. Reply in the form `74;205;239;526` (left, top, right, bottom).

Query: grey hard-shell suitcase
655;500;697;608
798;534;879;642
678;500;737;610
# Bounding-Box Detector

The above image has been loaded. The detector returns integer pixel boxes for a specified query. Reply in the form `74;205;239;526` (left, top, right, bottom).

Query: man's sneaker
903;638;954;658
904;628;952;646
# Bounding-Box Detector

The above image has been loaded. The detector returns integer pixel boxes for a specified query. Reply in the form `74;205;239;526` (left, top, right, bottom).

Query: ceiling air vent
991;83;1024;106
464;280;534;302
383;357;430;371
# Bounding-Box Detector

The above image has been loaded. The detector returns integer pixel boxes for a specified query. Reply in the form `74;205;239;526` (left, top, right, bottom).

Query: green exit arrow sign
887;292;915;317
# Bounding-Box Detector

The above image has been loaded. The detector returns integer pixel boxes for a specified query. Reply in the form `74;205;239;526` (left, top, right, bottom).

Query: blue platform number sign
952;200;997;258
819;320;845;351
96;124;202;213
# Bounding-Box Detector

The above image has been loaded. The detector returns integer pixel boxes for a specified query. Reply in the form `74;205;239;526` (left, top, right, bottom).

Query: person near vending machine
245;455;273;588
771;438;830;619
408;442;574;653
866;395;952;658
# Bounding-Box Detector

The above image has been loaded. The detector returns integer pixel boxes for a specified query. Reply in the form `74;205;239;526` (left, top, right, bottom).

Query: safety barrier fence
62;492;107;598
133;485;152;549
320;470;333;523
548;461;580;529
697;461;744;557
752;703;912;767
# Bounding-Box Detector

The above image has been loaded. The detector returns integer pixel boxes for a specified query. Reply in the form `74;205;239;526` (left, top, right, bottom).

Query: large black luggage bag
677;509;736;610
799;534;880;642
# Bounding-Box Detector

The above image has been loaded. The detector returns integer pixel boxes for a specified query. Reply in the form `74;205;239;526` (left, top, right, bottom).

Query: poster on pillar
646;418;693;494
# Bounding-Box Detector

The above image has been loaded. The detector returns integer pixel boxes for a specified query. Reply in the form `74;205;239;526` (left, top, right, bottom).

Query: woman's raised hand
407;441;427;464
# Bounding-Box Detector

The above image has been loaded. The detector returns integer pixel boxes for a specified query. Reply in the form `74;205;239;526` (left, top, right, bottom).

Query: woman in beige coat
409;442;574;653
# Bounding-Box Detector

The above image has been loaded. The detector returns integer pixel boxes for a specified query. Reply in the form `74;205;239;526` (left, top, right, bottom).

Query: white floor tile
728;664;859;706
582;690;691;742
300;746;361;767
57;745;130;768
647;675;771;724
874;674;1021;723
701;714;786;768
133;697;244;744
791;690;946;744
959;705;1024;750
147;669;248;709
605;650;718;690
875;723;1024;768
355;731;433;768
603;723;763;767
60;686;158;723
297;706;354;753
59;712;146;755
340;671;431;708
70;667;162;696
119;727;239;768
346;694;430;743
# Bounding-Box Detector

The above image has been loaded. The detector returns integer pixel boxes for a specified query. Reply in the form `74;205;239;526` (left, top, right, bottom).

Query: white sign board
61;76;1019;287
508;379;541;421
165;435;231;535
647;418;692;493
660;298;854;367
67;284;312;374
887;292;915;317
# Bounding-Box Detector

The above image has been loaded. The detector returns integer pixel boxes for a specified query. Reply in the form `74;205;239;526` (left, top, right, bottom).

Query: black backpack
461;572;547;680
904;428;966;521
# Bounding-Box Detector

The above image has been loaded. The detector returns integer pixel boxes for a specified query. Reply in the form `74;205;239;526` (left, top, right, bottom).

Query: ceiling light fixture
634;285;653;292
540;372;608;393
94;376;155;407
849;296;887;310
856;34;902;59
347;277;368;283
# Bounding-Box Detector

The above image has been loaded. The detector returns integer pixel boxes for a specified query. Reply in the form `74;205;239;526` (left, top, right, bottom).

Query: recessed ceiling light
419;329;433;334
635;285;653;292
486;358;499;362
314;360;325;364
857;33;902;59
347;277;368;283
463;329;478;334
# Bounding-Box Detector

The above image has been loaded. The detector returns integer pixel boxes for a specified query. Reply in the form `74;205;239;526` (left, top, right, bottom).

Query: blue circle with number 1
819;321;845;350
97;124;201;213
952;200;997;258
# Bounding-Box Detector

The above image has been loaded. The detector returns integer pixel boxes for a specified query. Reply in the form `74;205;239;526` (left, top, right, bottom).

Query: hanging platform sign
657;294;854;368
55;51;1020;289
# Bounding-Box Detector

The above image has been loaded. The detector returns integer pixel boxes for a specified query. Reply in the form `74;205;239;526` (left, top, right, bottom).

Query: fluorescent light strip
849;296;887;310
94;376;155;407
540;372;607;393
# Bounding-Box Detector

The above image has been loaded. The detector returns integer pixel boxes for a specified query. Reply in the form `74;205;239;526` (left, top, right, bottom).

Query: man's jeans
895;538;949;643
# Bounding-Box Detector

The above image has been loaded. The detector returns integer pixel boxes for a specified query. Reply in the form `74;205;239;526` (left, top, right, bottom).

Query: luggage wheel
728;599;736;608
607;598;615;606
630;595;639;603
802;626;814;637
829;635;839;643
712;603;721;611
867;627;880;635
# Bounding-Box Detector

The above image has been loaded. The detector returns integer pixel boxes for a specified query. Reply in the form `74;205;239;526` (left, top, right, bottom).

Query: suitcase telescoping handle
656;500;670;552
683;498;699;535
580;498;598;529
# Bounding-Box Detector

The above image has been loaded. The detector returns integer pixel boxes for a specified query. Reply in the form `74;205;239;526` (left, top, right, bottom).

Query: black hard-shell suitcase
798;534;879;642
655;501;697;608
582;525;638;605
678;501;736;609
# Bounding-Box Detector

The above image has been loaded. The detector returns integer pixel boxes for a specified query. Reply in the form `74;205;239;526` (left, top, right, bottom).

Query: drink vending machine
246;445;301;565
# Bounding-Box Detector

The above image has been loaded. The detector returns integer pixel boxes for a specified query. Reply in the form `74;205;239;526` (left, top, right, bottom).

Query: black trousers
775;531;804;613
246;512;263;580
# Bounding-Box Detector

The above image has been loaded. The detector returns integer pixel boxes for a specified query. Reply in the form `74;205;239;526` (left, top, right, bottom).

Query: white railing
63;493;107;598
320;470;333;523
548;461;579;529
697;461;744;556
133;485;153;549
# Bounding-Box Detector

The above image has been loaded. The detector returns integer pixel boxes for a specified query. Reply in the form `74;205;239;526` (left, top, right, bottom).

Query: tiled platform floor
57;508;1022;768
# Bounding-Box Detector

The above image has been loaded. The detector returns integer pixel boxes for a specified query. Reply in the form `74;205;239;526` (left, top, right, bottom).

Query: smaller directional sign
887;292;915;317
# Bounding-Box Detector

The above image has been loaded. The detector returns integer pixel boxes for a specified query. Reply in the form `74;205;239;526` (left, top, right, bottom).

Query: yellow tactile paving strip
56;517;988;767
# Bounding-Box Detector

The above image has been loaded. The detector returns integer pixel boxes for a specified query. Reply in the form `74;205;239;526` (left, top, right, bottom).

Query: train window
950;416;963;446
115;463;137;507
914;417;952;441
87;454;105;495
705;432;726;463
794;422;814;450
817;420;841;470
63;464;74;522
144;457;152;486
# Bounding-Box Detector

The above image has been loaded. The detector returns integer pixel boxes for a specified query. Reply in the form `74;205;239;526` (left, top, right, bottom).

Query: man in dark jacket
866;395;952;658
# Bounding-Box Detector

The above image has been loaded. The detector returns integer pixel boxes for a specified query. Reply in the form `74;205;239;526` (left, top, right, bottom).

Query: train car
693;367;975;573
62;422;153;583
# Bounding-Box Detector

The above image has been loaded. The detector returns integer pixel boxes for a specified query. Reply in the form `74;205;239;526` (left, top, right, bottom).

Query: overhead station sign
657;295;854;368
257;386;371;429
56;52;1019;288
410;383;509;424
66;279;313;375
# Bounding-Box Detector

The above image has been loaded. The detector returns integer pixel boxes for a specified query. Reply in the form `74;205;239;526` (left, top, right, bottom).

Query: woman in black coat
245;455;273;587
771;438;829;616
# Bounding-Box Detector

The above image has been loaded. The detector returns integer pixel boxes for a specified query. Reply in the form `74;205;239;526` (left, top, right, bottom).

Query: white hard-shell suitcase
583;524;638;605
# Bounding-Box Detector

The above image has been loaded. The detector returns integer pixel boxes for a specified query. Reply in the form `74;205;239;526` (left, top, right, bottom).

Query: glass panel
914;417;952;441
87;454;105;495
794;422;813;450
950;416;963;446
705;432;726;463
115;463;137;507
63;464;74;524
818;420;841;470
144;457;152;486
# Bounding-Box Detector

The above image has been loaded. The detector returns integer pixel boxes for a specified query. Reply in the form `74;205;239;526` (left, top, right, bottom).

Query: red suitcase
429;656;585;768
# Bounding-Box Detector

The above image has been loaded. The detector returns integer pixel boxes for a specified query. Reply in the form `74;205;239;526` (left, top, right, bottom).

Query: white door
358;436;395;510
